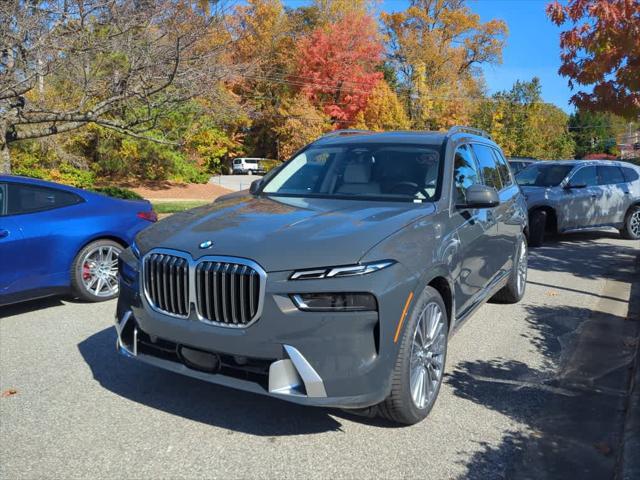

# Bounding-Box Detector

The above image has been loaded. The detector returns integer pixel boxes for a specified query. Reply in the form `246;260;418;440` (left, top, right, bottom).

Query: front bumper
115;256;417;408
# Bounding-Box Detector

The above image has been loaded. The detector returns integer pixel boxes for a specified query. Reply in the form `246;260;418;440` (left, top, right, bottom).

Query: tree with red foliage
547;0;640;119
295;13;383;125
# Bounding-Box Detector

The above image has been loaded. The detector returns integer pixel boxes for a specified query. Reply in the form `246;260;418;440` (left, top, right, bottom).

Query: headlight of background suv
291;293;378;312
290;260;395;280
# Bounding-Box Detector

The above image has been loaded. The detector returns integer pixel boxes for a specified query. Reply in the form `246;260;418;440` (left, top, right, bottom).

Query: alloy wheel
631;210;640;237
410;302;447;409
81;245;122;297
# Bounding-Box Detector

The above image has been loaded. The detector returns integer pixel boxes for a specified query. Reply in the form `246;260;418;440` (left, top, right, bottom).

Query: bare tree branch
0;0;247;173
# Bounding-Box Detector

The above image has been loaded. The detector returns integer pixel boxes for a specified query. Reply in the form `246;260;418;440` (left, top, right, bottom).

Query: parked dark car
508;157;538;174
515;160;640;246
0;176;156;306
115;127;528;425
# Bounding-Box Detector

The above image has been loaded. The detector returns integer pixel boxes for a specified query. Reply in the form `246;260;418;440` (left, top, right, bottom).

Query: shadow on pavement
530;230;638;282
0;296;67;318
78;326;350;436
447;272;640;478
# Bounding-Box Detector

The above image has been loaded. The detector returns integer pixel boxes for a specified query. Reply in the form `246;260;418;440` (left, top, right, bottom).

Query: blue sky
282;0;574;112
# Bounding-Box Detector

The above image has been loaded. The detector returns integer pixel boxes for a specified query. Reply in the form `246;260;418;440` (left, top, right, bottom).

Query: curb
619;254;640;480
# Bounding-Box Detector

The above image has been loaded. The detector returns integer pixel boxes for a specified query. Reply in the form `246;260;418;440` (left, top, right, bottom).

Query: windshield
261;143;442;202
516;164;574;187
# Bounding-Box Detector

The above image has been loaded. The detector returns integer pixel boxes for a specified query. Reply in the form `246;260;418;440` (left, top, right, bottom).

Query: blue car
0;175;156;306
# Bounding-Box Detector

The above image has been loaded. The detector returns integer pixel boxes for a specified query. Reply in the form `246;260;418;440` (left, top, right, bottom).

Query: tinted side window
471;144;502;190
570;166;597;187
453;145;480;204
492;148;513;187
7;184;82;215
622;168;640;182
597;166;625;185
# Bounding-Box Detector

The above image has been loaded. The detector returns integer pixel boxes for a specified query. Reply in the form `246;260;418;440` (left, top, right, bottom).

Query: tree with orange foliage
547;0;640;119
295;13;383;125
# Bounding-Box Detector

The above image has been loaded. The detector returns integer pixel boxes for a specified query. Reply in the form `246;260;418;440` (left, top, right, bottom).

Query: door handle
0;230;9;239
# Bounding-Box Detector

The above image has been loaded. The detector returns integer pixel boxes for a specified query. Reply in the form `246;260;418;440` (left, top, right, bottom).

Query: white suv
232;158;265;175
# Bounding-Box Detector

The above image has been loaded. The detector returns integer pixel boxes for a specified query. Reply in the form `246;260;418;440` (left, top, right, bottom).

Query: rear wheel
378;286;448;425
528;209;546;247
620;206;640;240
247;170;253;176
71;239;123;302
492;237;528;304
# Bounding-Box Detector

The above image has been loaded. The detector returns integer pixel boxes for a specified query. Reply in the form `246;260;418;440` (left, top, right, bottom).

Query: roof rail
447;126;492;140
319;129;373;139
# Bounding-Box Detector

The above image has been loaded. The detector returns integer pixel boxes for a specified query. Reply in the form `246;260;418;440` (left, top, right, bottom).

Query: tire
377;286;448;425
528;209;546;247
247;170;253;176
71;239;123;302
492;236;528;304
620;205;640;240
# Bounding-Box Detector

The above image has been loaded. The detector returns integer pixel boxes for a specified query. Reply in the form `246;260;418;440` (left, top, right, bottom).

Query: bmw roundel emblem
199;240;213;249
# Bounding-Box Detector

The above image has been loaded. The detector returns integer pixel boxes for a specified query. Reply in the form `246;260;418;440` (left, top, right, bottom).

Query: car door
450;144;498;316
470;143;508;280
492;147;524;264
596;165;628;226
2;181;84;295
561;165;600;230
0;183;26;296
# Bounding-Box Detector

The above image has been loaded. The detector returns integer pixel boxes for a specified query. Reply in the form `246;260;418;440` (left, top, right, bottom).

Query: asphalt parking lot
209;174;262;192
1;232;638;479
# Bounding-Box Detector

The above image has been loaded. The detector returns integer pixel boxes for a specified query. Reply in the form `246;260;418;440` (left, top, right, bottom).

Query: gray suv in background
516;160;640;246
115;127;528;425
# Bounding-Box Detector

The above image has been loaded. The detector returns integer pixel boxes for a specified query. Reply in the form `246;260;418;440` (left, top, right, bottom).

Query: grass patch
152;200;209;214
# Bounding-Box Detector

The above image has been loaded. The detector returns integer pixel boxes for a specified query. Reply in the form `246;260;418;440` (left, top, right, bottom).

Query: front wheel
71;239;123;302
377;286;448;425
620;206;640;240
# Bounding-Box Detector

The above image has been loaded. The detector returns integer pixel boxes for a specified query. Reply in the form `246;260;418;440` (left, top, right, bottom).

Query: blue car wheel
71;239;123;302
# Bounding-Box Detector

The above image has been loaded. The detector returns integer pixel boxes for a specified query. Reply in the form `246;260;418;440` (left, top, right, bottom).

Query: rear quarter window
6;183;83;216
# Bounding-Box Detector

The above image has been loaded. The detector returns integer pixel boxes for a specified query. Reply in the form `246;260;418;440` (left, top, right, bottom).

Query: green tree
569;110;627;158
474;78;575;159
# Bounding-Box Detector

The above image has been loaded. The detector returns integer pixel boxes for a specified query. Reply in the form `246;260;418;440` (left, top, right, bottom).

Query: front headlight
291;293;378;312
290;260;395;280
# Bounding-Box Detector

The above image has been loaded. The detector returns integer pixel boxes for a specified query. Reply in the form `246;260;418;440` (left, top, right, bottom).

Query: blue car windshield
262;143;442;202
516;164;573;187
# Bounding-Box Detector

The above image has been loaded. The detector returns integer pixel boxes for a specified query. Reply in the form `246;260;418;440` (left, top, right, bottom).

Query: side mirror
564;182;586;189
249;179;262;195
457;184;500;209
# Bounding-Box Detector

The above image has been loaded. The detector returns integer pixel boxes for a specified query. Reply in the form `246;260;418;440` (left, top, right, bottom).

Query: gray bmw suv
115;127;528;425
516;160;640;246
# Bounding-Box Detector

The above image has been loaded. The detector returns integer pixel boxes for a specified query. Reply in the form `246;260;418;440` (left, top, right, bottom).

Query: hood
135;194;434;271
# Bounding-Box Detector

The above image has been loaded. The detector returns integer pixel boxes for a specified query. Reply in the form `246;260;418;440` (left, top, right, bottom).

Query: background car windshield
262;144;441;202
516;164;573;187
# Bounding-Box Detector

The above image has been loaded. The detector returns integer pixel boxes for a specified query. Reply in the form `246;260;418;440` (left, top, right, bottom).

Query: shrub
91;186;143;200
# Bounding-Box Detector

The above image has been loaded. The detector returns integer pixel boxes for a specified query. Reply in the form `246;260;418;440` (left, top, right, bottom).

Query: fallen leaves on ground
1;388;18;398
